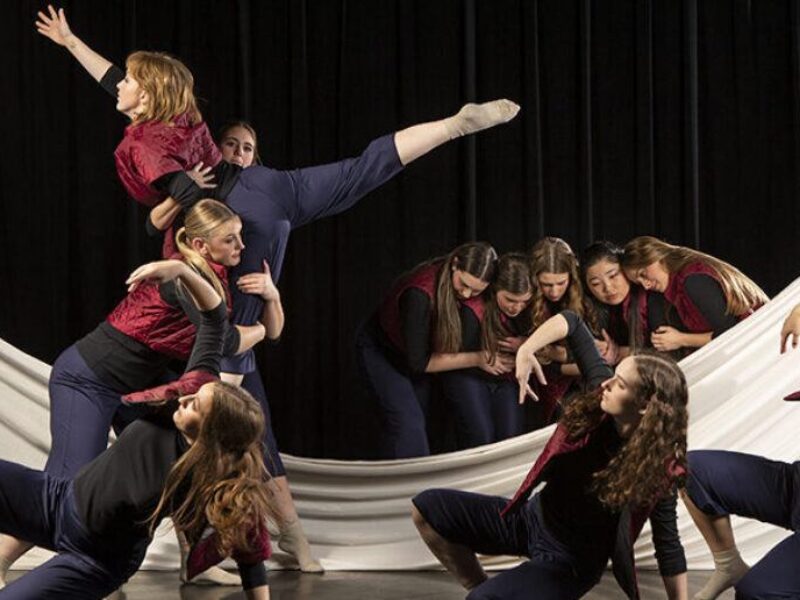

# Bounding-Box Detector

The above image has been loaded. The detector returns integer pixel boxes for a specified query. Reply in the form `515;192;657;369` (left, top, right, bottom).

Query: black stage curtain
2;1;799;458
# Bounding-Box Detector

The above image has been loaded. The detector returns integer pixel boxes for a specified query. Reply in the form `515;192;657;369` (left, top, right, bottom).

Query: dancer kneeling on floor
412;309;689;599
0;260;273;599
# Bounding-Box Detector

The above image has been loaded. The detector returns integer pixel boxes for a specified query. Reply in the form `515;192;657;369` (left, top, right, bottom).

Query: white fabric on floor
2;277;800;571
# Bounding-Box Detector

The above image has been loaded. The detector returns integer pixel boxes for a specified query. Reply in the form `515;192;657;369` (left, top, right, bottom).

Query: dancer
412;310;688;599
678;302;800;600
527;237;597;422
357;242;506;458
0;292;273;598
36;5;520;570
0;200;277;587
440;253;533;448
581;240;650;364
622;236;767;354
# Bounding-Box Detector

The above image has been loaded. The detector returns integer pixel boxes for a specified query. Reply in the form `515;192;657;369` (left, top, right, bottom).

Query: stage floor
8;569;735;598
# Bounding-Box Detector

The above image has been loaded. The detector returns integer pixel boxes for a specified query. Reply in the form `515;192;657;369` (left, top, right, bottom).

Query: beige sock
443;99;520;139
278;520;324;573
0;556;11;589
694;548;749;600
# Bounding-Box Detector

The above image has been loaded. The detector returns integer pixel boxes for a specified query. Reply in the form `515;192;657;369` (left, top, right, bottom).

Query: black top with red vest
501;310;686;598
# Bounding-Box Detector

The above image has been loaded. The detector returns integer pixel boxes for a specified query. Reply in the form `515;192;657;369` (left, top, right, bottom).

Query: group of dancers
0;5;797;599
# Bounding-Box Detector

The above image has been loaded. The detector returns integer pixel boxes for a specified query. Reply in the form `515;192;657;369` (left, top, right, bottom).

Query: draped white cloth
2;278;800;572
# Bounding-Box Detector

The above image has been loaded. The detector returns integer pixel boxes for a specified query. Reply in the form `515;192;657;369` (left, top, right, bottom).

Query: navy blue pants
440;371;523;449
242;370;286;477
686;450;800;599
45;345;129;479
355;322;431;458
0;461;147;599
413;489;606;600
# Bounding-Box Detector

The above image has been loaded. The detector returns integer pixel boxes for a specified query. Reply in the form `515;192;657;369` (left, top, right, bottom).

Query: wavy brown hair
147;382;274;556
175;199;239;302
126;51;202;125
560;352;688;509
530;237;598;333
481;253;533;362
622;236;768;316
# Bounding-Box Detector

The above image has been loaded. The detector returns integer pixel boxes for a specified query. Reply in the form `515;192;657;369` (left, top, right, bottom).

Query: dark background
2;0;799;459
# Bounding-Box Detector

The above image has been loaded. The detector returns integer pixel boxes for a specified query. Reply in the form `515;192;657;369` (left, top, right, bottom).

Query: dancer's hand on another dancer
497;335;525;354
650;326;684;352
186;162;217;190
35;5;73;47
780;303;800;353
237;260;280;302
478;352;515;377
596;329;620;365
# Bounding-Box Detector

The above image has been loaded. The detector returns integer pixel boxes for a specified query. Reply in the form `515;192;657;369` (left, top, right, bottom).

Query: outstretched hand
35;5;73;47
237;260;280;301
125;260;186;292
516;350;547;405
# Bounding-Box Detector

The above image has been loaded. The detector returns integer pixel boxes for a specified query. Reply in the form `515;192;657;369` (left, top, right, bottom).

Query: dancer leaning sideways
0;252;274;599
413;309;689;600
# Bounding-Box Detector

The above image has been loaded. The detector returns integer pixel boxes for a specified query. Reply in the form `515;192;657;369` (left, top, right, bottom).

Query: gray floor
8;569;735;599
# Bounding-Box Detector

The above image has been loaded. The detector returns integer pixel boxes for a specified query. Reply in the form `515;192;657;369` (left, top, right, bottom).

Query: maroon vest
501;414;685;599
607;290;650;346
106;257;230;360
378;262;440;353
114;113;222;207
663;262;753;332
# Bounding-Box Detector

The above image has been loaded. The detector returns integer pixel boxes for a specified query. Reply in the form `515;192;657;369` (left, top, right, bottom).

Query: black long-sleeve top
539;310;686;576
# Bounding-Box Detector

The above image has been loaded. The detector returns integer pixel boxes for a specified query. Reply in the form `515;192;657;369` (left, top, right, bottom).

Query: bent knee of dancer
734;575;772;600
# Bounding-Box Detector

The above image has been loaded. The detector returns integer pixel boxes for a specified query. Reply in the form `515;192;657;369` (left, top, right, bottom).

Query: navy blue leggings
355;322;431;458
686;450;800;600
45;346;124;479
413;489;605;600
241;369;286;477
0;461;147;599
440;371;523;449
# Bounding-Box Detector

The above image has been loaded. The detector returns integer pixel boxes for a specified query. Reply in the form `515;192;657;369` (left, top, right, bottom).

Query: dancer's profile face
626;261;669;293
220;126;257;168
194;217;244;267
585;259;630;306
116;72;147;118
451;268;489;300
536;271;570;303
599;357;639;418
496;289;533;318
174;383;214;442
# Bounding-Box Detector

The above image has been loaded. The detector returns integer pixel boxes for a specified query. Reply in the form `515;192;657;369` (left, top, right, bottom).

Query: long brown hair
147;382;274;556
622;236;768;315
126;51;202;125
481;253;533;362
432;242;497;352
530;237;597;332
175;199;239;301
560;352;688;509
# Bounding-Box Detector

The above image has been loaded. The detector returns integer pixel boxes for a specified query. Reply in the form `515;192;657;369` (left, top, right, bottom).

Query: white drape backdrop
3;277;800;572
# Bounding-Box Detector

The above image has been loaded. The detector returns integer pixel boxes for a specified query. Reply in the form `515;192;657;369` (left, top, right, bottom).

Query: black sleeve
237;561;268;590
646;292;671;333
99;64;124;97
683;274;739;337
145;214;162;238
649;486;688;577
184;301;226;375
399;288;432;374
152;171;203;210
459;305;482;352
560;310;613;389
161;281;241;358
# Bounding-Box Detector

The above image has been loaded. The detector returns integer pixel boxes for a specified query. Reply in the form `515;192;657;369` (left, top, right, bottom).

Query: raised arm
35;5;112;82
126;260;221;312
